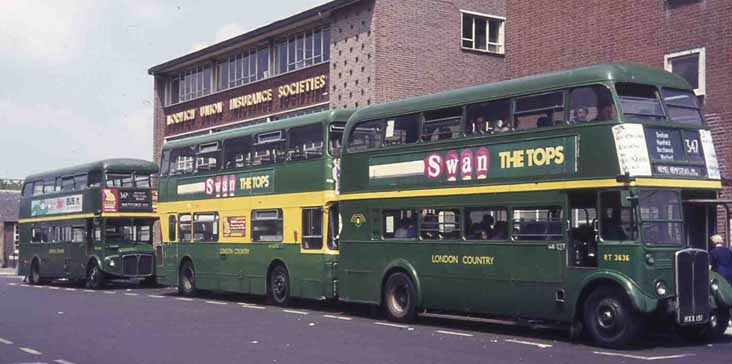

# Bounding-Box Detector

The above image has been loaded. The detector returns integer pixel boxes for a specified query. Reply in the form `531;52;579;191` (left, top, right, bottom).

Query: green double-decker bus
156;110;352;304
336;63;732;348
18;159;159;289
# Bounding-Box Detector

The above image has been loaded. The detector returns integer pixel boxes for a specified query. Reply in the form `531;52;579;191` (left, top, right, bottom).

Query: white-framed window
664;47;705;96
165;64;213;106
217;46;270;92
275;26;330;75
461;10;505;55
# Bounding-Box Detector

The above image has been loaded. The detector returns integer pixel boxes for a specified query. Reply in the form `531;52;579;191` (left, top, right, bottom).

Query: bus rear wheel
383;272;417;323
86;261;106;290
178;260;197;297
29;260;43;285
268;265;290;306
583;286;642;349
678;308;730;342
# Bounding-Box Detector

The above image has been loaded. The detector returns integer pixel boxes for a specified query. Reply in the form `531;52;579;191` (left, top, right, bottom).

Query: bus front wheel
29;260;44;285
86;261;106;290
383;272;417;323
583;286;642;349
178;260;197;297
268;265;290;306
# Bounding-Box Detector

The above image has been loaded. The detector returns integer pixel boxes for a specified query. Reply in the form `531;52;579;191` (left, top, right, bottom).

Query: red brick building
149;0;506;164
506;0;732;234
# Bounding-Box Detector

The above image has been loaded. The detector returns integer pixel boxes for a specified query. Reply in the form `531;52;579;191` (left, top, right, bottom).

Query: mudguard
577;270;658;314
381;259;423;307
710;271;732;307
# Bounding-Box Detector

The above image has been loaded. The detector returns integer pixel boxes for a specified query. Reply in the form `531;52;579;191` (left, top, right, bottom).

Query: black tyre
678;308;730;342
28;259;43;285
86;260;106;290
383;272;418;323
583;286;642;349
268;265;290;306
178;260;197;297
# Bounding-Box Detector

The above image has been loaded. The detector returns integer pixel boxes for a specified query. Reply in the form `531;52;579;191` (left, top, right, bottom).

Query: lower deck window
383;209;417;239
302;208;323;249
179;214;192;242
420;208;461;240
466;208;508;240
252;209;283;242
512;207;563;241
193;213;219;242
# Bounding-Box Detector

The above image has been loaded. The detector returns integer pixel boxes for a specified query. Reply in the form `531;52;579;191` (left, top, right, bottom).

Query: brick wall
506;0;732;239
372;0;506;103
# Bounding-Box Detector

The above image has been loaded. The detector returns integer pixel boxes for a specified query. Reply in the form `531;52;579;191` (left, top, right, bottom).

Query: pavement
0;268;18;276
0;276;731;364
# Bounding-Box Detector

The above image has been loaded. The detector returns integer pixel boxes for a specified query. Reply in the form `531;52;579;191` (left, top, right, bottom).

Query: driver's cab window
569;191;597;267
600;191;635;241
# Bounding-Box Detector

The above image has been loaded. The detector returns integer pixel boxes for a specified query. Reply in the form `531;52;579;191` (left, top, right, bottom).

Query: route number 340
603;254;630;262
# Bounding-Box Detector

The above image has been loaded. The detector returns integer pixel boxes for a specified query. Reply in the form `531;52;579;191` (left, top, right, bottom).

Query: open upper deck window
196;142;221;172
384;115;419;147
328;123;345;158
616;83;665;122
421;108;462;142
569;85;614;123
514;92;564;131
224;136;253;169
288;124;323;161
466;98;511;135
169;147;196;175
253;131;286;165
347;120;384;152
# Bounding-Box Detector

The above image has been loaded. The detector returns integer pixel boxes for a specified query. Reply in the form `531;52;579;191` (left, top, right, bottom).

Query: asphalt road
1;275;731;364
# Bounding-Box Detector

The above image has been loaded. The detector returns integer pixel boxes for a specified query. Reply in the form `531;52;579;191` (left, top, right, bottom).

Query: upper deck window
616;83;664;122
224;136;253;169
287;124;323;161
461;11;505;55
661;88;703;125
196;142;221;173
466;98;511;135
421;108;462;142
384;115;419;147
253;131;287;166
169;147;196;176
22;182;33;197
328;123;345;158
569;85;615;123
106;174;133;188
514;92;564;131
347;120;384;153
61;177;75;191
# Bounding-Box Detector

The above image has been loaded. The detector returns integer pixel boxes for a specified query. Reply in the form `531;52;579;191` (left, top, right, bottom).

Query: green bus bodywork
156;110;352;302
18;159;159;288
337;63;731;347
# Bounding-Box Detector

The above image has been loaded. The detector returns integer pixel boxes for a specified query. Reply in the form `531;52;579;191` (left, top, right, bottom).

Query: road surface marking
82;290;95;293
55;360;77;364
8;282;17;286
47;286;60;290
436;330;474;337
505;339;553;349
205;300;227;305
124;293;139;296
323;315;353;321
0;337;14;344
32;285;44;289
103;291;116;295
147;295;165;298
239;303;266;310
374;322;411;329
19;347;43;355
282;309;308;315
63;288;76;291
175;297;194;302
593;352;694;361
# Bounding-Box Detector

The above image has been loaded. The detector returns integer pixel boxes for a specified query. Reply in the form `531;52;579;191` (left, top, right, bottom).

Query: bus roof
24;158;159;181
163;109;355;150
347;63;691;123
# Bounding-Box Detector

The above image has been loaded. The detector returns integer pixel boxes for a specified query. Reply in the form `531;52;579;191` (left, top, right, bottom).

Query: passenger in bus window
493;119;510;133
593;103;617;122
574;107;589;123
473;117;488;135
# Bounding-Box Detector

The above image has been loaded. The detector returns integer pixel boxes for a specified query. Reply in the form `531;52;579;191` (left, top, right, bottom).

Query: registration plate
681;314;706;324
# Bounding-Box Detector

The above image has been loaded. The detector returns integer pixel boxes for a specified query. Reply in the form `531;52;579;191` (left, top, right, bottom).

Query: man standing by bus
710;234;732;284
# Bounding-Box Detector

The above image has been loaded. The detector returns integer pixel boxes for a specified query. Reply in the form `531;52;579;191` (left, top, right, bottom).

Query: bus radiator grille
122;254;153;276
675;249;710;325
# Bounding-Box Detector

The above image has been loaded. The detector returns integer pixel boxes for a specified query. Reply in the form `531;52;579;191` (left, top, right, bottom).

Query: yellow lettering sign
166;109;196;126
229;89;273;111
278;75;327;98
199;102;224;118
239;175;270;190
500;146;564;169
